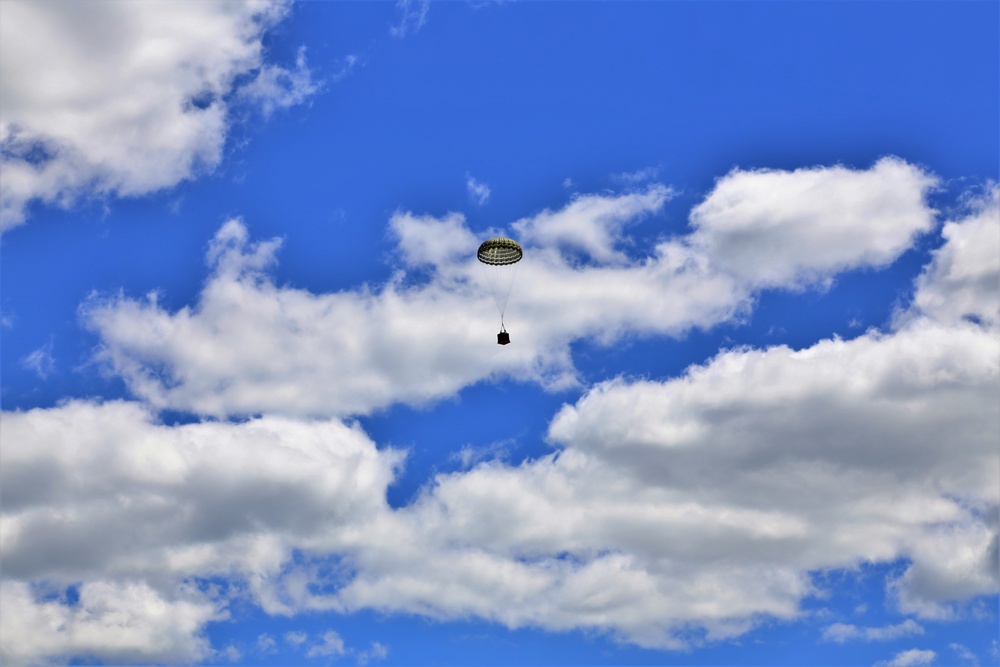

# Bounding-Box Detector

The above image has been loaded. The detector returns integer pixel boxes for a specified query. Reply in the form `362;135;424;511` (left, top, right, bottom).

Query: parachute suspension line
490;258;520;320
479;260;505;319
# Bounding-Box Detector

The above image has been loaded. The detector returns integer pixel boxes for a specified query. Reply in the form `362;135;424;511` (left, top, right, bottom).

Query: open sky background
1;1;998;665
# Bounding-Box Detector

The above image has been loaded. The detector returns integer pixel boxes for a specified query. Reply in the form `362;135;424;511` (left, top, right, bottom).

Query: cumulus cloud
0;580;221;666
392;210;480;268
284;195;994;647
189;197;994;649
0;0;315;230
82;160;935;419
689;157;938;288
910;185;1000;327
0;400;402;664
513;185;675;264
82;191;740;417
316;325;995;648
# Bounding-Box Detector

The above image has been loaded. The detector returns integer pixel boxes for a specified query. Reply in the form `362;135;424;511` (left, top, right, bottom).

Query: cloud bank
83;159;937;418
1;402;401;664
2;167;996;664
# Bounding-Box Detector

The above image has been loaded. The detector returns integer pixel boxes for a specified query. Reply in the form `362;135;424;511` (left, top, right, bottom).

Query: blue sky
1;1;998;666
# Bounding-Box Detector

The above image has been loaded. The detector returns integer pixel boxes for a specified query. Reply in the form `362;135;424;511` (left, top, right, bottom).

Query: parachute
477;237;522;345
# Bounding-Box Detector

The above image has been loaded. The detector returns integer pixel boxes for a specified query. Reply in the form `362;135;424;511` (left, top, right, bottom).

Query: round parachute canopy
477;237;523;266
477;237;522;326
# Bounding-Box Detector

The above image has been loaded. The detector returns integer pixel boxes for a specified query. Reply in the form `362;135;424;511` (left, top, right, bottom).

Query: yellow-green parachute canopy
477;237;522;325
477;237;523;266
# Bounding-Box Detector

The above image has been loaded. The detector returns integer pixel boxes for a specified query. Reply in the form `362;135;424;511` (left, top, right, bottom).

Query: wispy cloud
282;629;387;664
20;340;54;379
821;619;924;643
356;641;389;665
950;643;979;666
219;644;241;662
390;0;429;38
284;631;308;647
613;165;661;184
238;46;321;119
876;648;937;667
466;174;491;206
256;634;277;654
450;438;514;468
306;630;346;658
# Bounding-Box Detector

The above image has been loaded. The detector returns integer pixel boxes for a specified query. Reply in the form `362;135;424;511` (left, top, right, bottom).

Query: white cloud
0;400;403;664
392;210;480;269
257;633;278;653
822;619;924;643
237;46;320;119
466;174;492;206
450;438;513;469
283;629;385;663
909;185;1000;327
950;642;979;666
81;197;743;418
613;166;661;184
294;198;996;648
285;631;309;646
10;263;996;659
513;185;674;264
0;0;316;230
220;644;242;662
318;323;995;649
390;0;430;38
306;630;346;658
689;157;938;288
876;648;937;667
0;579;221;666
5;164;994;662
20;340;54;379
357;641;389;665
228;201;995;646
82;161;936;419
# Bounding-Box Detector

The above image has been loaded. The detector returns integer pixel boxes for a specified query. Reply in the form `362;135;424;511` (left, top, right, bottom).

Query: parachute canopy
477;237;522;334
477;237;523;266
